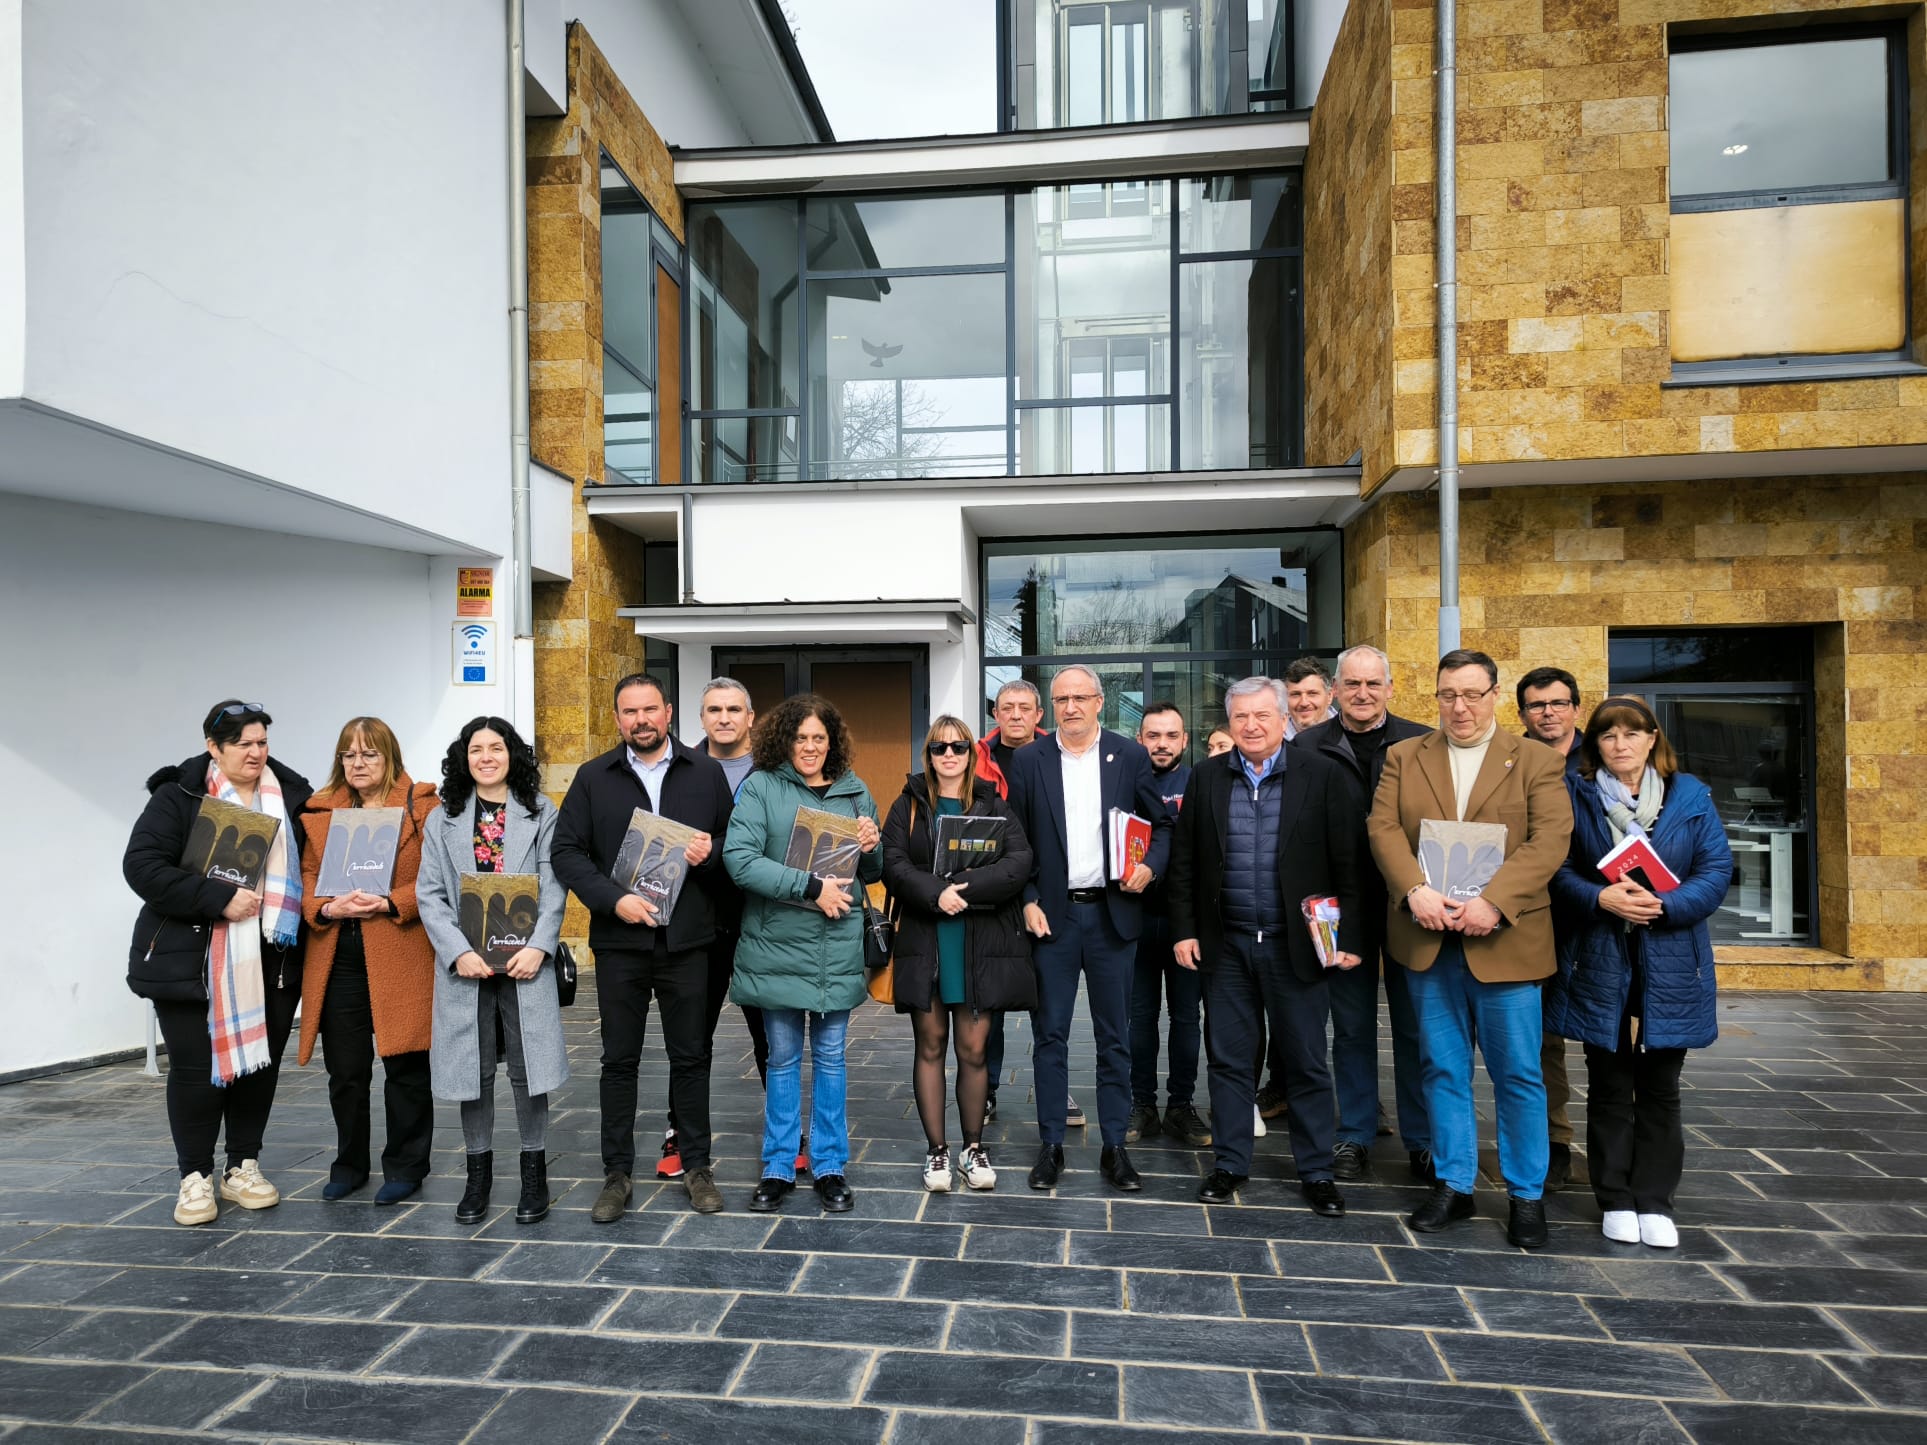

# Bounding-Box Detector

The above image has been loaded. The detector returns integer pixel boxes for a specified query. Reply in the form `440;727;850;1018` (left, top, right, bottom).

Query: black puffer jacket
880;774;1036;1015
123;754;313;1002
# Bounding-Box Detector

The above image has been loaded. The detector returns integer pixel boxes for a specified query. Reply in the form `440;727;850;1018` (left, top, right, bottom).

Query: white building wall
688;492;967;605
0;493;508;1078
18;0;512;554
572;0;753;148
0;0;23;400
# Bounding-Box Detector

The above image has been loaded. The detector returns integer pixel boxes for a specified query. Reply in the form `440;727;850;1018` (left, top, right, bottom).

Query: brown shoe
685;1167;724;1214
591;1171;631;1224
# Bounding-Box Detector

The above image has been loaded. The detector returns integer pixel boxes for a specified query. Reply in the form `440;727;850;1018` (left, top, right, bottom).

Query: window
1609;628;1816;945
1668;28;1907;368
599;155;684;484
983;530;1342;757
689;200;803;483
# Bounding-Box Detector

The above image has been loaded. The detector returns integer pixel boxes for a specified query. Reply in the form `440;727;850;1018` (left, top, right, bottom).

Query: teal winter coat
724;763;883;1014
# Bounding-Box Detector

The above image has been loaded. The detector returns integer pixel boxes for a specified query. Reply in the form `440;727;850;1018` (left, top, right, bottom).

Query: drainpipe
507;0;536;736
1435;0;1461;656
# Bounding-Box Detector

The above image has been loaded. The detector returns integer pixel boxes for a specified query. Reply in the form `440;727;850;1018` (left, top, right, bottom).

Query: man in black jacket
1170;676;1365;1215
1293;645;1433;1184
552;673;735;1219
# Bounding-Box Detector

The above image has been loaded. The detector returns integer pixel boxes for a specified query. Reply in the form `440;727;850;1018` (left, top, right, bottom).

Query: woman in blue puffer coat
1545;695;1732;1252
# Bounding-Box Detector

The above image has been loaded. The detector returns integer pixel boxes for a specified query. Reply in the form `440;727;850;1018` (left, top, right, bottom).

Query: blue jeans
1402;937;1546;1199
1130;916;1201;1107
1033;899;1134;1146
760;1009;849;1182
1328;947;1430;1150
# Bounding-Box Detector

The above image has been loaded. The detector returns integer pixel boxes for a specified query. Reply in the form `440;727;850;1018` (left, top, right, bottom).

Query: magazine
1597;833;1681;893
179;796;283;892
314;806;403;897
1417;819;1510;901
930;814;1006;877
610;808;700;920
780;806;865;908
458;874;542;972
1302;894;1344;968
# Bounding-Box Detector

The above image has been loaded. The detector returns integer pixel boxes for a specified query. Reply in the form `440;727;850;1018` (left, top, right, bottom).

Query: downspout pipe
1435;0;1461;655
507;0;535;735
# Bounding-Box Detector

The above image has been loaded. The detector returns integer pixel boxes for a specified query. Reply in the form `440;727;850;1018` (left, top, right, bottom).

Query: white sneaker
922;1145;953;1193
1253;1104;1268;1138
1065;1095;1086;1127
220;1159;280;1210
1638;1213;1679;1248
960;1144;997;1191
174;1171;217;1226
1602;1209;1639;1243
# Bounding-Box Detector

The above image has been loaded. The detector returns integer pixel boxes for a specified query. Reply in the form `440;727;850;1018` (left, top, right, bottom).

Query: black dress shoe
1544;1142;1571;1192
1302;1179;1346;1217
1508;1196;1549;1249
1409;1148;1438;1185
1332;1141;1369;1181
1407;1181;1476;1233
1100;1146;1142;1192
748;1177;795;1213
1027;1144;1065;1190
1198;1169;1247;1204
814;1174;855;1212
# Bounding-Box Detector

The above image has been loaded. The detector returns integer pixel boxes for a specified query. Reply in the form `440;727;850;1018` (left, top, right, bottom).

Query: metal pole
507;0;536;734
1435;0;1461;656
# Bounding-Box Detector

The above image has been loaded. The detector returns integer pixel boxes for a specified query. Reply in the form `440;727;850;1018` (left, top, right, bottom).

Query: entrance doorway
713;646;930;806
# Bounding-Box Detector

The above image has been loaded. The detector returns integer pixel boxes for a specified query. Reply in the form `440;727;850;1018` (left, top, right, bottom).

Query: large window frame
600;152;688;486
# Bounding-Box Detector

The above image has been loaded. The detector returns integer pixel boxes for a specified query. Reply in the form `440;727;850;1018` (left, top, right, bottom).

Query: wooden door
810;660;914;808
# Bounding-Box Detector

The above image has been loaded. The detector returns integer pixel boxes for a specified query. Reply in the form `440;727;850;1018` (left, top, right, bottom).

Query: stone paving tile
4;986;1927;1443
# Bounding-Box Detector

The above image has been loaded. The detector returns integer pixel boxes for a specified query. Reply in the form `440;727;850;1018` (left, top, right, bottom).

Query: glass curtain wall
600;155;685;484
982;530;1343;753
682;171;1300;483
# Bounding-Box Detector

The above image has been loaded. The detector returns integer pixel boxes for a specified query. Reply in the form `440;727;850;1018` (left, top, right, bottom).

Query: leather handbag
554;940;579;1008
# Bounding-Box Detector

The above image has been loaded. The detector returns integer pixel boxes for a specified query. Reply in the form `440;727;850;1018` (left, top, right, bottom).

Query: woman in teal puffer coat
726;693;882;1215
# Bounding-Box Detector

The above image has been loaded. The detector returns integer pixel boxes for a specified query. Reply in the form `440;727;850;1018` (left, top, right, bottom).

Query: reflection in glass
603;349;654;485
1248;0;1289;100
1609;629;1813;685
694;414;800;484
1018;0;1246;129
811;273;1008;478
600;159;658;484
1670;38;1892;198
1016;182;1172;402
689;201;801;412
1018;402;1168;475
1180;256;1299;469
1180;174;1301;254
804;193;1006;271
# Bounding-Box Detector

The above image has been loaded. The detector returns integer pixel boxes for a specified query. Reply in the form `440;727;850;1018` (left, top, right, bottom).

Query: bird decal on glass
862;339;903;368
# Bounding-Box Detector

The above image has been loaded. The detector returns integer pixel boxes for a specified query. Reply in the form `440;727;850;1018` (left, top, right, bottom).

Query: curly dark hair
751;693;856;781
440;716;543;818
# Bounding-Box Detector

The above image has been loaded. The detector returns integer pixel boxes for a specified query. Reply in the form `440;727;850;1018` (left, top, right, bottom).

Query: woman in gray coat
418;717;568;1225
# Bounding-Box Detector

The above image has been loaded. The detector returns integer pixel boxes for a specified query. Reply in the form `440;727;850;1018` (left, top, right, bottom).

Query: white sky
786;0;1000;141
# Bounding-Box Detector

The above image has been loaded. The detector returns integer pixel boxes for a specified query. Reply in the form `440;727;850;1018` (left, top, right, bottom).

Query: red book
1597;833;1681;893
1108;808;1152;880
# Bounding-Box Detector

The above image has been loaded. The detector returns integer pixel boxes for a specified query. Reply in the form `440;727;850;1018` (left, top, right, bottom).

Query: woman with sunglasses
881;717;1036;1191
295;718;441;1204
123;701;312;1226
1545;696;1733;1249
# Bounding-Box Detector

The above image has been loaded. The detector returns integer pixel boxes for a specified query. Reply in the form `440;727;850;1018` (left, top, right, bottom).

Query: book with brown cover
180;797;283;892
459;874;542;971
780;806;864;906
611;808;700;919
314;806;403;897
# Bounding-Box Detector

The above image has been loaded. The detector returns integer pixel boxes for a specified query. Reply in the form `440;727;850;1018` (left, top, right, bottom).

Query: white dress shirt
1060;736;1105;889
628;745;674;812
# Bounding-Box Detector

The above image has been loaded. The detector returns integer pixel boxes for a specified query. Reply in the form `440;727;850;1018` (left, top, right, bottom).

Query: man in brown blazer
1367;649;1574;1249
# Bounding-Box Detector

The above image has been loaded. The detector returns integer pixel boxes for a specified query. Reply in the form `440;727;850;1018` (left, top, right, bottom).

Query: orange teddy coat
297;776;441;1065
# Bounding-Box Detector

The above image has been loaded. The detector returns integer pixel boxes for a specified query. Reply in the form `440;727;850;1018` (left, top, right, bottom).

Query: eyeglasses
1521;699;1575;714
1434;686;1499;706
339;750;383;764
1051;693;1101;707
928;740;972;757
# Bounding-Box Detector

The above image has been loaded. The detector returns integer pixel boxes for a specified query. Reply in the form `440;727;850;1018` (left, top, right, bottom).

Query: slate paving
1;984;1925;1442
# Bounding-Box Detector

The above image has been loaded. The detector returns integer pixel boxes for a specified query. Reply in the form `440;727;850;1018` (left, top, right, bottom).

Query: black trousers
152;950;300;1179
317;927;433;1185
598;939;712;1176
701;928;769;1087
1584;1009;1687;1215
1202;930;1335;1180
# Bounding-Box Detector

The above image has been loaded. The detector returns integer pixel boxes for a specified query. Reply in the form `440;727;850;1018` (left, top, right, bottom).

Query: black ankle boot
455;1152;492;1224
515;1150;549;1224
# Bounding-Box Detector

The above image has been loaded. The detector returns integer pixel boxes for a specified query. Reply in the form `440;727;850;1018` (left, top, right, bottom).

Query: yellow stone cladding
1306;0;1927;491
1342;471;1927;984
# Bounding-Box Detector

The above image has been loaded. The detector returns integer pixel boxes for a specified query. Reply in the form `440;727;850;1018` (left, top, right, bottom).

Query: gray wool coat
418;793;570;1102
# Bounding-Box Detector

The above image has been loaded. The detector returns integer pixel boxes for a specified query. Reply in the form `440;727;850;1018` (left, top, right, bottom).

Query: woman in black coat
881;716;1035;1193
123;700;313;1226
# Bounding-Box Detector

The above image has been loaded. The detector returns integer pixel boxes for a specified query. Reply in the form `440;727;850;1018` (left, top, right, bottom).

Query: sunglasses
927;740;972;757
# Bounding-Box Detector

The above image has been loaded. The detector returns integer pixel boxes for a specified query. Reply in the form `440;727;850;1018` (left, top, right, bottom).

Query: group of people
125;649;1731;1254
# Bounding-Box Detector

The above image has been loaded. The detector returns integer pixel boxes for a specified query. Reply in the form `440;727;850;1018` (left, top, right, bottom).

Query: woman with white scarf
1545;696;1733;1250
124;700;313;1226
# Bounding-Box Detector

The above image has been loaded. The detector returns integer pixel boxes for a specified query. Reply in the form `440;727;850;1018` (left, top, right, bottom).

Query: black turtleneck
1341;716;1393;773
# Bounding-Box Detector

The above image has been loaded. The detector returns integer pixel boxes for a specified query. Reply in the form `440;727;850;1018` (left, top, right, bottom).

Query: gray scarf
1595;766;1663;846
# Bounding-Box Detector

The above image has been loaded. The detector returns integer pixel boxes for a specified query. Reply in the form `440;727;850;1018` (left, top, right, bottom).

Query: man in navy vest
1169;676;1365;1216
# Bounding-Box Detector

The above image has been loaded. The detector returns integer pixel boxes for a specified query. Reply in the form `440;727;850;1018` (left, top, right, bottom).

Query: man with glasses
1293;646;1433;1183
1516;665;1586;1188
1367;650;1573;1248
1005;665;1172;1192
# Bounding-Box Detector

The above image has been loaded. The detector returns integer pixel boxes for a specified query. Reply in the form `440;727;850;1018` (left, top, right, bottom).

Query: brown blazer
1367;728;1573;983
296;776;440;1064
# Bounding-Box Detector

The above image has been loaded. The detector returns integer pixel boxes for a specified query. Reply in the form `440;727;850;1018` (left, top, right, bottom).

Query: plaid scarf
206;762;301;1086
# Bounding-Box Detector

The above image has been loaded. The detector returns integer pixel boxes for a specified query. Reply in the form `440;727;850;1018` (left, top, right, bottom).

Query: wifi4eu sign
453;621;496;686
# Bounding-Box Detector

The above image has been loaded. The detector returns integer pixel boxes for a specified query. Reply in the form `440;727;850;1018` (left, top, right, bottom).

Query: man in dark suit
552;673;736;1221
1294;645;1433;1184
1170;676;1365;1216
1004;665;1173;1192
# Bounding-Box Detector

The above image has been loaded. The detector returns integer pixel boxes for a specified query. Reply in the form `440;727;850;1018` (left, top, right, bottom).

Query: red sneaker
656;1130;684;1181
796;1135;810;1176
